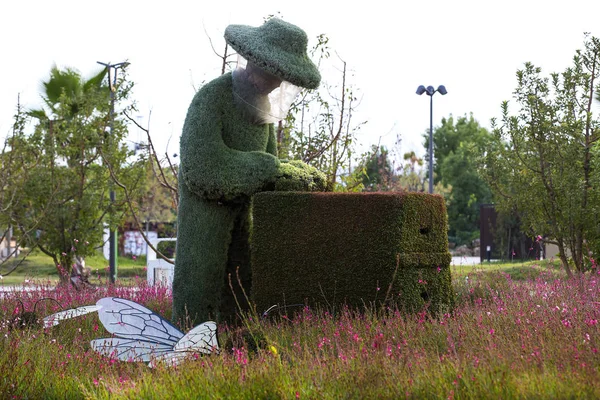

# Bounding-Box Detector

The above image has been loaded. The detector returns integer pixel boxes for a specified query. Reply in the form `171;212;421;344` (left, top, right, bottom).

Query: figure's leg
220;204;252;322
173;192;236;326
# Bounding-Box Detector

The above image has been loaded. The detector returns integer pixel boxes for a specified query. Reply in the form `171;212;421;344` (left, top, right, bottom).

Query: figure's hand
272;161;327;192
286;160;327;191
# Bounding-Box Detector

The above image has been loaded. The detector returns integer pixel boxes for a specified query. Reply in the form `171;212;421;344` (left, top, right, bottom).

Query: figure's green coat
173;73;324;325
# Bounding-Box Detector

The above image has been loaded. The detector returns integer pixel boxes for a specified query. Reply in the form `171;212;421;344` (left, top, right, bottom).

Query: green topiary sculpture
173;18;325;325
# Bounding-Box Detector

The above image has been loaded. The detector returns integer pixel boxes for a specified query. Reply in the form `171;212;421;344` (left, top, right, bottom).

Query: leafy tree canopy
423;114;493;246
483;34;600;275
3;65;144;281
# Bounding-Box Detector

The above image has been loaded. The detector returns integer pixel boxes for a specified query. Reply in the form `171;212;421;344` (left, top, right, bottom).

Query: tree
28;65;108;122
395;151;427;192
359;145;394;191
279;35;366;191
130;162;177;226
0;98;46;276
7;65;141;281
349;133;451;195
483;35;600;276
423;115;493;245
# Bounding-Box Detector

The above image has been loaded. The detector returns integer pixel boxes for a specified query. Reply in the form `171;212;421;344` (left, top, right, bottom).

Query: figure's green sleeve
179;76;280;201
266;123;278;157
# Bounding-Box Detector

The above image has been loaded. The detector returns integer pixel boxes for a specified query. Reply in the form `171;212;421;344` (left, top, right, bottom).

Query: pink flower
489;329;495;335
233;347;248;365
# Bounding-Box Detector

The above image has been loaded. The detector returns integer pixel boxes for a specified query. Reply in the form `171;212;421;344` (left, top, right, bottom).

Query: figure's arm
179;81;280;201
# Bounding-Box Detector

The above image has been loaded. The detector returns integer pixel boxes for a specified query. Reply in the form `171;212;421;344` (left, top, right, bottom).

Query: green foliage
423;115;493;246
359;145;394;191
127;161;177;225
251;192;453;314
224;18;321;90
178;74;323;202
173;73;324;326
271;160;326;192
483;35;600;275
278;34;366;191
350;134;452;196
2;65;141;280
31;65;108;119
396;150;427;192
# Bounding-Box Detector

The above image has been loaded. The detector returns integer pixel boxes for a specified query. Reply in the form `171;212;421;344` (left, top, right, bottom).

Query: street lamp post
416;84;447;193
97;61;129;284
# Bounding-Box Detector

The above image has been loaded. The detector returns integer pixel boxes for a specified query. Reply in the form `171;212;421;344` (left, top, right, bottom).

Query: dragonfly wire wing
147;352;191;368
91;338;174;362
42;305;101;328
174;321;219;354
96;298;183;347
147;322;219;368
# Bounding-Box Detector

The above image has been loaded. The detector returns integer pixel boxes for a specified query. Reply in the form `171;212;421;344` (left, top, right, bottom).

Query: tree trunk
573;231;584;273
57;254;74;283
557;239;572;278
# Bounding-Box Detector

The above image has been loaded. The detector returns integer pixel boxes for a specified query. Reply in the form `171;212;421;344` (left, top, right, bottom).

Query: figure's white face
233;56;302;123
246;63;283;94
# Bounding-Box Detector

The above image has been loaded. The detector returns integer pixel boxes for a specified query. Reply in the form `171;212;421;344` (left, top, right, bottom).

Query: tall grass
1;263;599;399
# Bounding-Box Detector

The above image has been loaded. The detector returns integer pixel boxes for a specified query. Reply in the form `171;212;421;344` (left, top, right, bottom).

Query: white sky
1;0;599;163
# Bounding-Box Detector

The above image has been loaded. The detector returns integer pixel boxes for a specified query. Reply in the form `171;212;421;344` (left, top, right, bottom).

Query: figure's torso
221;111;271;152
215;73;271;152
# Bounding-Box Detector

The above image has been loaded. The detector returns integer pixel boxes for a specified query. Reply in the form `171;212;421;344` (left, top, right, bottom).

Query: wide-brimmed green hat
224;18;321;90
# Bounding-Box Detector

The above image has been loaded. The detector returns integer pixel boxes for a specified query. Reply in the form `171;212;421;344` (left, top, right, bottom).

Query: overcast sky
1;0;599;163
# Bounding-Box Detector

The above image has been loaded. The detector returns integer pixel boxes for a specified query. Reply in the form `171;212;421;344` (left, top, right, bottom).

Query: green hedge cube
250;192;454;314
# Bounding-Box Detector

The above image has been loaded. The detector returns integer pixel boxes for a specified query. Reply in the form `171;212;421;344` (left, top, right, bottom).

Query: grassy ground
451;258;564;280
2;250;561;286
0;250;148;286
1;259;598;398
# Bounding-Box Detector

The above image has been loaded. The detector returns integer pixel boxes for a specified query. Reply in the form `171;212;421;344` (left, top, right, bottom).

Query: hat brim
225;24;321;90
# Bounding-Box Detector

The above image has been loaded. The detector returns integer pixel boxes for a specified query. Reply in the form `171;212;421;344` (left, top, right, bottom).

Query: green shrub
250;192;454;314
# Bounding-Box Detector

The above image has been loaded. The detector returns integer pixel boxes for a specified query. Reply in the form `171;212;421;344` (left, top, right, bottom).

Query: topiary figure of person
173;18;325;326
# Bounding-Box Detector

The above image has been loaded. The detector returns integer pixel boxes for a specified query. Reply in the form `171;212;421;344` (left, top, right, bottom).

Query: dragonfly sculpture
43;297;219;367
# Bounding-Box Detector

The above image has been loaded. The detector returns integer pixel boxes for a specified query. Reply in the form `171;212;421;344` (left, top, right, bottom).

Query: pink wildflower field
1;263;600;399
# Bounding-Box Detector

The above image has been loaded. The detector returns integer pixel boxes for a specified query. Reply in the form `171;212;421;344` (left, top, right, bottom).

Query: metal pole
429;94;433;194
97;61;129;284
108;66;117;284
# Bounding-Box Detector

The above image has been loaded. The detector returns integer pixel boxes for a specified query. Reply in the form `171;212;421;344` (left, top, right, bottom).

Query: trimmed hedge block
250;192;454;314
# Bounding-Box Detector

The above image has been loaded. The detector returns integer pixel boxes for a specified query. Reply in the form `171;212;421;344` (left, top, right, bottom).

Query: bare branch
99;148;174;265
124;111;178;196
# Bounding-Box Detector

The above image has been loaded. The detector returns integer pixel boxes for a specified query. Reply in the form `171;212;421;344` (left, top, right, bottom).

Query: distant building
0;227;19;259
479;204;543;262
